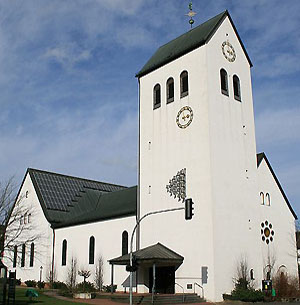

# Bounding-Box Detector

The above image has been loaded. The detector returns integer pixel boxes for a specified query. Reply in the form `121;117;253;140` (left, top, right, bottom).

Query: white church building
4;10;298;302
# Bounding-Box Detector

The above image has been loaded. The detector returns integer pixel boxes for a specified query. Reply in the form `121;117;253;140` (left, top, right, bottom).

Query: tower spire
186;1;197;29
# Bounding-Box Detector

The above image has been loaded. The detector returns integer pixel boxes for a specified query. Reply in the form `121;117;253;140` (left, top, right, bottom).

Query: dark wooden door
149;266;175;294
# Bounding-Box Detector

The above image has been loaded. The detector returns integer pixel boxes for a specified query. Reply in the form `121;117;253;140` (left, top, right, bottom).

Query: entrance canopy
109;242;184;268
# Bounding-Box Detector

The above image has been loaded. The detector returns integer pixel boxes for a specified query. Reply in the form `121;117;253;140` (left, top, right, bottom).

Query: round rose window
261;221;274;244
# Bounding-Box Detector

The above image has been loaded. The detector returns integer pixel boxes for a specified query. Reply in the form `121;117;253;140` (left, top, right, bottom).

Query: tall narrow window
233;75;241;101
250;269;254;280
30;243;34;267
122;231;128;256
62;239;67;266
153;84;161;109
180;71;189;98
260;192;264;205
166;77;174;103
220;69;228;96
24;213;27;224
266;193;271;206
21;244;25;267
28;213;31;223
89;236;95;264
20;216;23;225
13;246;17;268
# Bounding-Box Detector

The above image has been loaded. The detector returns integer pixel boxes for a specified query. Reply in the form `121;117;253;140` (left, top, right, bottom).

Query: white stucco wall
3;172;53;282
54;215;136;290
206;17;264;299
257;158;298;278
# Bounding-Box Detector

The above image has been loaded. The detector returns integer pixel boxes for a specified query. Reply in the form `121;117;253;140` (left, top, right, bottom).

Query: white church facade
3;10;298;302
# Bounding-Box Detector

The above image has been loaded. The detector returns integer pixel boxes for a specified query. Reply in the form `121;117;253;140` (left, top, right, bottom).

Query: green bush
231;287;264;302
103;284;117;293
75;281;95;293
15;278;21;286
52;281;68;290
37;281;45;289
25;280;37;287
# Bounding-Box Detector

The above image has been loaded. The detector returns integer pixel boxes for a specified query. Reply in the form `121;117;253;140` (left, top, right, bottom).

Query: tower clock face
176;106;193;129
222;41;236;62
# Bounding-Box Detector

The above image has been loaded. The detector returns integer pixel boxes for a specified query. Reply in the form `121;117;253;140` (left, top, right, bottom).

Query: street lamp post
129;207;184;305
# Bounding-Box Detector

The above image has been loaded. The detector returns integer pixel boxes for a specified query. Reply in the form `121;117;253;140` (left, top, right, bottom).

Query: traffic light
126;255;138;272
185;198;194;220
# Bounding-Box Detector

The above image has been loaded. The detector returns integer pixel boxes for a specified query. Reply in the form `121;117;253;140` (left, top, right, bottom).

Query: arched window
153;84;161;109
233;75;241;101
62;239;67;266
13;246;17;268
250;269;254;280
166;77;174;103
260;192;264;205
20;216;23;225
28;213;31;223
30;243;34;267
25;191;29;198
220;69;228;96
89;236;95;264
21;244;25;267
122;231;128;256
180;71;189;98
24;213;27;225
266;193;271;206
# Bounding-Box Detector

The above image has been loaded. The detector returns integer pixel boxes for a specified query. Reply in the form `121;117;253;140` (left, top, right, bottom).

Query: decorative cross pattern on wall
166;168;186;202
261;220;274;244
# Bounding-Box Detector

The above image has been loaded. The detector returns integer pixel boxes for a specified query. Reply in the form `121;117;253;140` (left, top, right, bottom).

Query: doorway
149;266;175;294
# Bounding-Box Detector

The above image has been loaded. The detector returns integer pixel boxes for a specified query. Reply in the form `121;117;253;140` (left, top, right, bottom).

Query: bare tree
233;255;251;289
263;248;276;280
0;177;42;262
94;256;104;291
66;256;77;290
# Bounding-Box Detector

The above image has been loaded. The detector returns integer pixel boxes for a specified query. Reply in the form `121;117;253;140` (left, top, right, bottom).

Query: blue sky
0;1;299;216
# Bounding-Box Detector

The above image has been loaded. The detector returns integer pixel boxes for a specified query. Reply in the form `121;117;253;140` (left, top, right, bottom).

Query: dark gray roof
257;153;297;220
136;10;252;78
109;243;184;265
25;168;136;227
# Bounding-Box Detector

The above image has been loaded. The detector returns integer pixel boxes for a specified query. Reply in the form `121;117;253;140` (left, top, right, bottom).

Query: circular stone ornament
261;220;274;244
221;41;236;62
176;106;193;129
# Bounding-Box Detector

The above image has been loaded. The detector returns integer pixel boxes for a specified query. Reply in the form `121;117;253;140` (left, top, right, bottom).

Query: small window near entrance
13;245;17;268
250;269;254;280
166;77;174;103
187;284;192;289
62;239;67;266
265;193;271;206
30;243;34;267
153;84;161;109
89;236;95;264
21;244;25;267
180;71;189;98
122;231;128;255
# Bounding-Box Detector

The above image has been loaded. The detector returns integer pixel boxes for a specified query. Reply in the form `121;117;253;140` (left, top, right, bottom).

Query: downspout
51;228;55;284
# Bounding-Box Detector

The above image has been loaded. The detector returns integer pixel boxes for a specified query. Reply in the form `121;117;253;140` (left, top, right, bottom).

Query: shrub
103;284;117;293
76;281;95;293
231;287;264;302
52;281;67;290
15;279;21;286
37;281;45;289
25;280;37;287
273;272;300;297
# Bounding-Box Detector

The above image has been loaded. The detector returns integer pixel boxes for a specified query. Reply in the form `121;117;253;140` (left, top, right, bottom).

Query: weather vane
185;1;197;28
